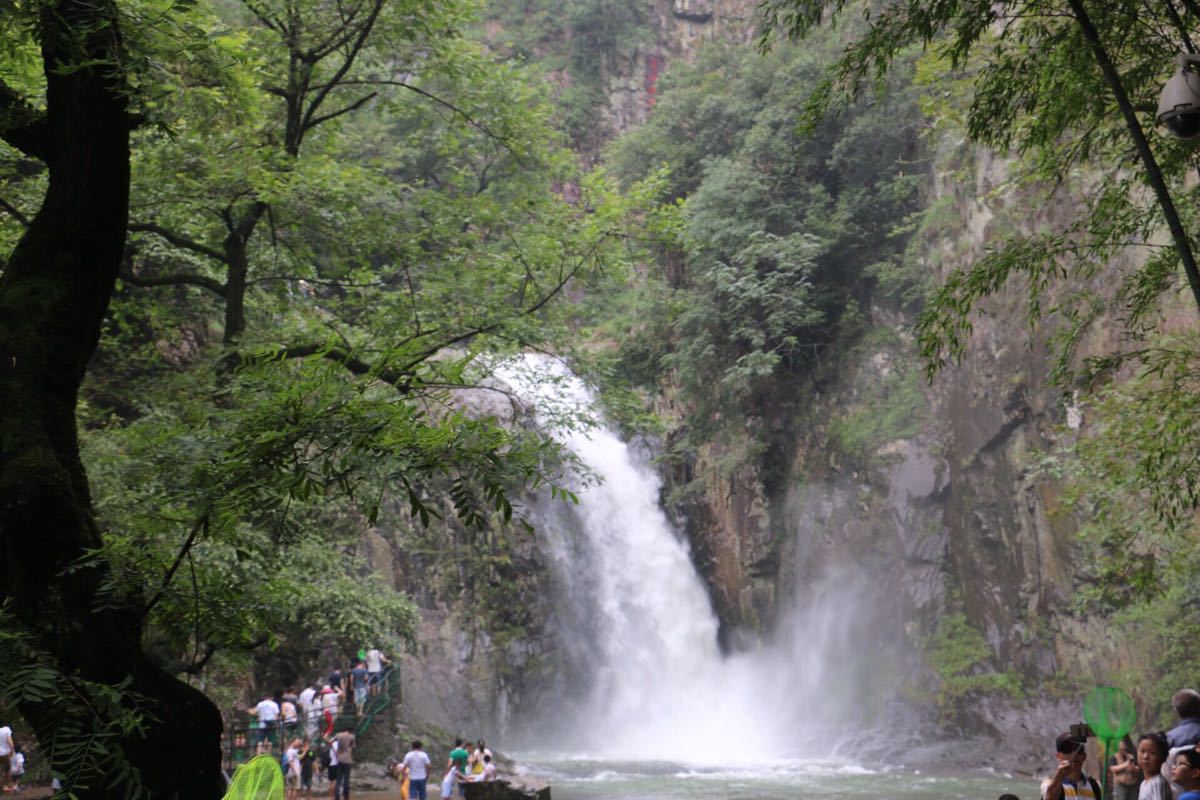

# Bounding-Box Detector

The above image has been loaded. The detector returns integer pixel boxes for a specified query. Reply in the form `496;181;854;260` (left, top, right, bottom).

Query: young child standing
1137;733;1172;800
8;744;23;793
1170;748;1200;800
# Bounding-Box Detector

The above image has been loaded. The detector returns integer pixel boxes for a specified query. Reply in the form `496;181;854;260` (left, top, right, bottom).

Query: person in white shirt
439;764;459;799
0;725;12;791
298;684;318;739
365;647;391;696
248;696;281;752
284;739;302;800
319;686;341;739
470;755;496;783
9;749;24;791
402;740;433;800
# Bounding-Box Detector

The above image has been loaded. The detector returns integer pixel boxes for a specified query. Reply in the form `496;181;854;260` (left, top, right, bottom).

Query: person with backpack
1042;732;1102;800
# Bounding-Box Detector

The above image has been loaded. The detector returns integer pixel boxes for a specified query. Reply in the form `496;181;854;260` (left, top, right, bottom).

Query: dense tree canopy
0;0;649;793
598;40;924;456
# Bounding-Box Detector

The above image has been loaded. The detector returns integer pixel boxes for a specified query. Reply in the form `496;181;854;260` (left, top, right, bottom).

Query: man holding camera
1041;732;1103;800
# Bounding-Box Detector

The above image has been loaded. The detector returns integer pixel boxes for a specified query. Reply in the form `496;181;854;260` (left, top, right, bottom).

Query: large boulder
463;779;551;800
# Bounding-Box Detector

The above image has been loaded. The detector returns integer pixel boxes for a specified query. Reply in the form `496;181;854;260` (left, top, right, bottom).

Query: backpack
318;745;332;769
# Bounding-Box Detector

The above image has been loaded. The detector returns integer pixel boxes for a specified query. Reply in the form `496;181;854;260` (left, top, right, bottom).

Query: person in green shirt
447;739;470;797
448;739;469;773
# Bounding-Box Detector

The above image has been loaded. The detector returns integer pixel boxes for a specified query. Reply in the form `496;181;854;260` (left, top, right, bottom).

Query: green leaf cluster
596;38;924;449
923;612;1023;719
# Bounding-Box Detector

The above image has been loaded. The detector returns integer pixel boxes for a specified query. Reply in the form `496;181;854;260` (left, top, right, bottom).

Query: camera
1158;54;1200;140
1070;723;1093;740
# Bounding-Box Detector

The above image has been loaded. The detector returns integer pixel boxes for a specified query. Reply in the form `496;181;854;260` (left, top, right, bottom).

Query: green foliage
1034;341;1200;612
0;611;145;799
924;613;1023;718
1;0;656;784
600;38;924;452
827;363;927;463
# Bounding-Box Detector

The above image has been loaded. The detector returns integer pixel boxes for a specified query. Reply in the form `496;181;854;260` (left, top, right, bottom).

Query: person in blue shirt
1169;748;1200;800
1169;690;1200;751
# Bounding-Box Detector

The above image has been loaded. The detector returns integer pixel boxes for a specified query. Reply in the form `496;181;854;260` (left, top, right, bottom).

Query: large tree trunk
0;1;224;796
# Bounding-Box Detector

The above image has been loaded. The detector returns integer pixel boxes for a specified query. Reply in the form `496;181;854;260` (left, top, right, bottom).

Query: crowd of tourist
394;738;498;800
1026;689;1200;800
227;645;502;800
239;646;394;758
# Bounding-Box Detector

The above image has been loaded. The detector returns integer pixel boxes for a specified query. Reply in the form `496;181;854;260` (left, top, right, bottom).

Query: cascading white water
499;354;909;764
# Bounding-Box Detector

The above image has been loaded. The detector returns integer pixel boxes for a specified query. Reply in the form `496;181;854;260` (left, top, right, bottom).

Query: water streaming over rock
498;355;912;764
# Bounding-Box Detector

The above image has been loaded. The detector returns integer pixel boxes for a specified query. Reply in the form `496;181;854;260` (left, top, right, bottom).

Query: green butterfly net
1084;686;1137;800
223;754;284;800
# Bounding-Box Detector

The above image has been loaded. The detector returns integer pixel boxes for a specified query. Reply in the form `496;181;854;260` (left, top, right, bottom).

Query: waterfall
498;354;910;764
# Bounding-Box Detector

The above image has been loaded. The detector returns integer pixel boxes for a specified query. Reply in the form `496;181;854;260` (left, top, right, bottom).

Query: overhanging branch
129;222;229;264
0;79;49;161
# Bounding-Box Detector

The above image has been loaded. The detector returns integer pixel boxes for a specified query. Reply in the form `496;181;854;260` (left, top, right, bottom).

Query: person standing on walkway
1111;735;1141;800
365;647;390;696
350;661;369;716
320;685;341;739
0;723;13;792
284;738;303;800
332;729;355;800
298;683;318;740
1171;748;1200;800
249;694;281;752
402;740;433;800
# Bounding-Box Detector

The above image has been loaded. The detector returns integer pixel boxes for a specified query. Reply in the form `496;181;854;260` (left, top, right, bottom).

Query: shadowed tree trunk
0;0;224;796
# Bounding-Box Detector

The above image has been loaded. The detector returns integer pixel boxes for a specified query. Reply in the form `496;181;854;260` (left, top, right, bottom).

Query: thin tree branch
303;91;377;132
334;79;514;148
119;268;228;296
0;196;29;226
0;79;49;161
129;222;229;264
142;515;209;620
298;0;383;138
1068;0;1200;315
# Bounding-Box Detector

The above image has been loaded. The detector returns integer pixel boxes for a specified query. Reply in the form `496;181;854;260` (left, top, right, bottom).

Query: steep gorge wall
373;1;1143;750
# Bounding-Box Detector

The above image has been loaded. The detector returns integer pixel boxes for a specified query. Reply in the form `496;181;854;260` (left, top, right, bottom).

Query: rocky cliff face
378;0;1135;752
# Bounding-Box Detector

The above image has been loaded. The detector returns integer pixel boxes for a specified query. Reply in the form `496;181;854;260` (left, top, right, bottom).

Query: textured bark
0;1;223;796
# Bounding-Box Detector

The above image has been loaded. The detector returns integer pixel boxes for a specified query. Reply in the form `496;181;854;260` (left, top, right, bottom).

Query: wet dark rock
463;778;551;800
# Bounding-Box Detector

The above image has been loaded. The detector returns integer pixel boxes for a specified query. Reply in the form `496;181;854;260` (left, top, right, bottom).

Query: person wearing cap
1042;732;1102;800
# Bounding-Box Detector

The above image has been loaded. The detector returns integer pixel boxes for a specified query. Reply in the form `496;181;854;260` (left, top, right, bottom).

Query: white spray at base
497;354;906;765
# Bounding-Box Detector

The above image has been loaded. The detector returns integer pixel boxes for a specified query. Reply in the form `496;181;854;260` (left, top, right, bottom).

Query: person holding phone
1042;732;1102;800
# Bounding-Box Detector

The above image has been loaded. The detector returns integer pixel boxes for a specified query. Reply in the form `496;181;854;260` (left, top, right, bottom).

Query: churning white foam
497;354;902;764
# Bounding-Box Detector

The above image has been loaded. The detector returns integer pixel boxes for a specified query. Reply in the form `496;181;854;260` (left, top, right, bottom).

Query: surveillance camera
1158;53;1200;140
